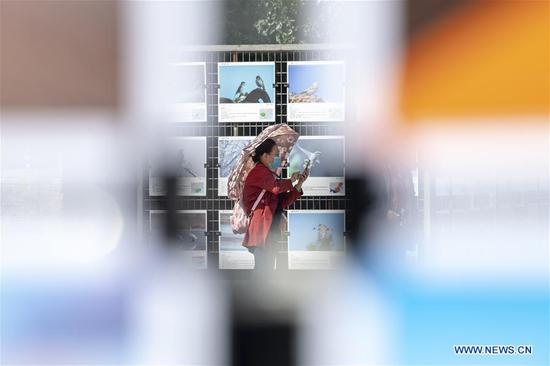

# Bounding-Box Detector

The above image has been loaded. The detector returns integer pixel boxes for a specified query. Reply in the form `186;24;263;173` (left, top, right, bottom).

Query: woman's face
261;144;279;166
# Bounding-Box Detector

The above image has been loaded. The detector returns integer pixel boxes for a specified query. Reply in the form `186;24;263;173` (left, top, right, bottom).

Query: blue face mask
270;156;281;170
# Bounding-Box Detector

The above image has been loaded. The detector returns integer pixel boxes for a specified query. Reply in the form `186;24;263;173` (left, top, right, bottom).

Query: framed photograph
287;210;346;270
287;61;345;122
168;62;207;122
218;210;254;269
287;136;345;196
149;137;207;196
218;62;275;122
217;136;253;196
149;210;208;269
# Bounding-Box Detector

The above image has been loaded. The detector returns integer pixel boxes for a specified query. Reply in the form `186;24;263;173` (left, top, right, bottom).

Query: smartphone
303;160;311;175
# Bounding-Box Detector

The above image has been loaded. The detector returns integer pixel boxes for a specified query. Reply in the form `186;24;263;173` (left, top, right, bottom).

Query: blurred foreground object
0;0;119;109
401;0;549;121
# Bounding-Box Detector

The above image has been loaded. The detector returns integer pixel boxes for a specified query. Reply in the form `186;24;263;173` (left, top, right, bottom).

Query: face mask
270;156;281;170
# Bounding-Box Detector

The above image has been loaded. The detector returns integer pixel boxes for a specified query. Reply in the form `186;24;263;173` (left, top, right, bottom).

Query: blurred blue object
377;269;549;366
1;276;129;364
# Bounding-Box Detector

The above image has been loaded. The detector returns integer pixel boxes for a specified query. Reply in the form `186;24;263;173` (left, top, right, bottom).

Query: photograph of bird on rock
219;63;275;104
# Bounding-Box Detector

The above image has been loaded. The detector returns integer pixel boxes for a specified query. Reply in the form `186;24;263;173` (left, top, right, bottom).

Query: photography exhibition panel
287;61;345;122
287;136;346;196
168;62;208;122
218;62;276;122
287;210;346;270
149;137;207;196
149;210;208;269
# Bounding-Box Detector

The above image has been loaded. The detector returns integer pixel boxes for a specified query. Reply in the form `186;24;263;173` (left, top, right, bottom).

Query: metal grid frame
142;45;353;271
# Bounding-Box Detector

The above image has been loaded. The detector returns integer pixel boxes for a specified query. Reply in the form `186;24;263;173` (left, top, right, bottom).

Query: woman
242;138;308;270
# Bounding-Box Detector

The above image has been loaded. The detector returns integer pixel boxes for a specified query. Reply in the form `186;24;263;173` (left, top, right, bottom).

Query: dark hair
252;138;276;163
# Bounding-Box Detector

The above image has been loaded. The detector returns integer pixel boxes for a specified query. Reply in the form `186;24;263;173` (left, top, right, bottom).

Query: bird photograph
289;82;322;103
255;75;265;90
233;81;247;102
289;211;345;252
175;213;206;251
306;223;335;251
295;146;322;168
219;63;274;104
288;138;344;179
174;144;207;178
175;150;198;177
176;230;199;250
288;62;344;103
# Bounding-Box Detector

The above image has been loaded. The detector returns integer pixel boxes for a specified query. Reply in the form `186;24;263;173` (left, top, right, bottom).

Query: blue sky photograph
288;212;345;251
219;63;275;103
288;63;344;103
288;138;345;177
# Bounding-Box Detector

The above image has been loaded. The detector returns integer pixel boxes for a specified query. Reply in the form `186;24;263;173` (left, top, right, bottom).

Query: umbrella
227;123;299;202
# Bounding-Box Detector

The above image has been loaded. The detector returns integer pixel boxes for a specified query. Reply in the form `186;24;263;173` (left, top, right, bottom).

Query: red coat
242;163;303;248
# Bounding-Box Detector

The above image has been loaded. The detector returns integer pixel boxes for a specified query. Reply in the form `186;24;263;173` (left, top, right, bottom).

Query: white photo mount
287;60;346;122
168;62;207;122
287;209;346;270
218;62;276;123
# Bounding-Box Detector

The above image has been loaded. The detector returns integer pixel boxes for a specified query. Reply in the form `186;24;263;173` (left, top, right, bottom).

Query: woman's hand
295;169;309;191
290;171;302;183
299;168;309;183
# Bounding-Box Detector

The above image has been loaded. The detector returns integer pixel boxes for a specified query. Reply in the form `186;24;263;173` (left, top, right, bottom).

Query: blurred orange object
401;1;549;122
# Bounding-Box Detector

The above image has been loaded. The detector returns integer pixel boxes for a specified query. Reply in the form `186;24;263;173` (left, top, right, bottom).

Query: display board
142;47;351;272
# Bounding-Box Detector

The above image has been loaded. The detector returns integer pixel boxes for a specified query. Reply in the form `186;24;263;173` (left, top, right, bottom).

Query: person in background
242;138;309;271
